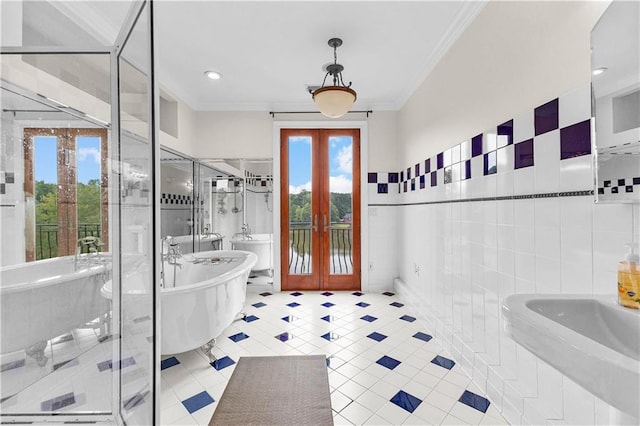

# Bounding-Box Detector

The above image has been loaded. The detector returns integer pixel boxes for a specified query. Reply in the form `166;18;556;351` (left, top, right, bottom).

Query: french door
280;128;361;291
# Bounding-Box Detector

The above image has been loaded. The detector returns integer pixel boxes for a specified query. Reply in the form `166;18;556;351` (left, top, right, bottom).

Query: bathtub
170;234;224;254
101;250;256;355
230;233;273;271
0;255;111;362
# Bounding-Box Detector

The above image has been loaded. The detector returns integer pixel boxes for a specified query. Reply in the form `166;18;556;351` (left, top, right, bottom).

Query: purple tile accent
497;119;514;145
560;119;591;160
400;171;404;182
41;392;75;411
377;183;388;194
459;390;491;413
388;172;399;183
430;171;437;187
415;163;420;176
514;139;534;169
483;151;497;175
618;179;626;186
472;134;483;157
464;159;471;180
425;158;431;174
604;180;611;187
407;167;412;180
626;186;634;193
634;177;640;185
411;179;416;191
368;172;377;183
419;175;426;189
161;357;180;370
403;181;408;192
437;152;444;169
535;98;559;136
390;390;422;413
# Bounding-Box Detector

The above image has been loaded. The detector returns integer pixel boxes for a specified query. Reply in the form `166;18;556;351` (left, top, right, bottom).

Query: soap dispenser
618;243;640;309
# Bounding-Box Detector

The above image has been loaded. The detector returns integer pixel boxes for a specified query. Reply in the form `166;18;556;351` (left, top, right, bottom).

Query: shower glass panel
160;148;195;252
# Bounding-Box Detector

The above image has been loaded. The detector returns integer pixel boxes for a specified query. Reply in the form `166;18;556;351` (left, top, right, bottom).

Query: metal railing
35;223;101;260
288;221;353;274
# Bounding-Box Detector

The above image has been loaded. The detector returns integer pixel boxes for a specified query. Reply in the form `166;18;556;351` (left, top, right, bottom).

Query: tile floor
160;291;509;425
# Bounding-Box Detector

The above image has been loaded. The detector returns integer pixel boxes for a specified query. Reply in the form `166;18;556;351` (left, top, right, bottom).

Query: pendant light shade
311;38;357;118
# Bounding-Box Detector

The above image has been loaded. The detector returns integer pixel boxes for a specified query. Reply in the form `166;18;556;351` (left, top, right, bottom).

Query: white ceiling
153;1;485;112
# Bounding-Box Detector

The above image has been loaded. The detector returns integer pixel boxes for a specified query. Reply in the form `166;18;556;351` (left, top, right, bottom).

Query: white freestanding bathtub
230;233;273;271
0;255;111;363
101;250;256;355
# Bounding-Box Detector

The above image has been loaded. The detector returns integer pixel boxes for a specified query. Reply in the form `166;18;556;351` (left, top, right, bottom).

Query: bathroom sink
502;294;640;419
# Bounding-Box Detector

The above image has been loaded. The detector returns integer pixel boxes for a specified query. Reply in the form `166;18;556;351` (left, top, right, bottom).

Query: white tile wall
372;84;639;424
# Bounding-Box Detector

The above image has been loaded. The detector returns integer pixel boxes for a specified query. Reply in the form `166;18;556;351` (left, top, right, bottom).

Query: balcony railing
35;223;102;260
288;221;353;275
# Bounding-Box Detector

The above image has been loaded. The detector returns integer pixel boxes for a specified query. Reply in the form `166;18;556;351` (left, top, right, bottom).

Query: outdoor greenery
288;189;352;223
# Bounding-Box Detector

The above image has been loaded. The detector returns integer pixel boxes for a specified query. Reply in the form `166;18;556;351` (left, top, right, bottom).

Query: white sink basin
502;294;640;419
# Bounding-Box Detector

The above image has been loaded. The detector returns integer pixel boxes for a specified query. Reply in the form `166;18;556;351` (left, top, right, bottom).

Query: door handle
323;214;329;232
312;214;318;232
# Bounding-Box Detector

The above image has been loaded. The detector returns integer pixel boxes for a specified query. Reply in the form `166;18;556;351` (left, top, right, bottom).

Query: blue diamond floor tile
252;302;266;308
367;332;387;342
321;302;335;308
390;301;405;308
287;302;301;308
160;356;180;370
390;390;422;413
275;332;292;342
290;292;303;296
228;332;249;342
376;355;401;370
243;315;259;323
321;332;340;341
400;315;416;322
210;356;235;371
356;302;370;308
458;390;491;413
361;315;377;322
281;315;298;322
431;355;455;370
413;332;432;342
352;291;363;296
259;292;272;297
182;391;214;414
321;315;335;322
382;291;395;296
322;292;334;296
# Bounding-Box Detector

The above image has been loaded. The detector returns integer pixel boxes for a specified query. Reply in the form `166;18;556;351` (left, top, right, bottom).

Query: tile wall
367;83;639;424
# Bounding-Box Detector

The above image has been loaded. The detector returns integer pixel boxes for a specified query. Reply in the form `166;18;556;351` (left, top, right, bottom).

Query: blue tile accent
321;315;333;322
437;152;444;169
228;332;249;343
368;172;378;183
252;302;266;308
535;98;559;136
211;356;235;371
275;332;292;342
388;172;399;183
415;163;420;176
377;183;388;194
321;302;335;308
430;171;437;187
458;390;491;413
425;158;431;174
419;175;425;189
472;134;483;157
290;291;303;296
243;315;259;323
356;302;370;308
322;291;334;296
431;355;456;370
160;356;180;370
321;332;340;341
390;390;422;413
281;315;298;322
41;392;75;411
182;391;215;414
413;332;433;342
361;315;377;322
352;291;363;296
377;355;401;370
259;292;272;297
382;291;395;296
287;302;301;308
400;315;416;322
634;177;640;185
367;332;387;342
514;139;534;169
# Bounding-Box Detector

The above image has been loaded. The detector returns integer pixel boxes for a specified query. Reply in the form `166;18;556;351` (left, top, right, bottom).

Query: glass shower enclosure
0;1;159;423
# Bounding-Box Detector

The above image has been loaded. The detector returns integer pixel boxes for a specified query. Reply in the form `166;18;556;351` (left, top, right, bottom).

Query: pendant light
311;38;357;118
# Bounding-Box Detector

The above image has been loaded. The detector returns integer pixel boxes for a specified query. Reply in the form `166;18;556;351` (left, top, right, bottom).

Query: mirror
592;0;640;203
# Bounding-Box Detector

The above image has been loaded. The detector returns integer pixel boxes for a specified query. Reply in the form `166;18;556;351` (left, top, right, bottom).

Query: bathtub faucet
242;223;252;238
161;236;182;288
74;236;103;270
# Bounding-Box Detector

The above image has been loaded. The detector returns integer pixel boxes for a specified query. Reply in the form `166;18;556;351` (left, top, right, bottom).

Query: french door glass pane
288;136;313;274
328;136;353;275
76;136;102;244
33;136;59;260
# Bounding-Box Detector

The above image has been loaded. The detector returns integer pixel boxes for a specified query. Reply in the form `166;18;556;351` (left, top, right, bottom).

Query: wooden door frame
279;127;362;291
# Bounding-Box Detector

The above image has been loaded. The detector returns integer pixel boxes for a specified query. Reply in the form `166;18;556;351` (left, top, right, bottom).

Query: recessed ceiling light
204;70;222;80
592;67;607;76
